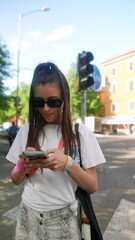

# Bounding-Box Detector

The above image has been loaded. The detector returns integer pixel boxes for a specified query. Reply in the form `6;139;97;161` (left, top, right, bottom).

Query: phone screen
22;151;48;159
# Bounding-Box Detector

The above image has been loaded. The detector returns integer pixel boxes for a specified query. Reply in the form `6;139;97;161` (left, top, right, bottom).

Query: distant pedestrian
6;62;106;240
7;122;19;146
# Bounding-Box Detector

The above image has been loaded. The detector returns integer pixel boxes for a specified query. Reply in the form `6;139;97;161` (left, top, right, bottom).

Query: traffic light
78;51;94;90
14;96;20;108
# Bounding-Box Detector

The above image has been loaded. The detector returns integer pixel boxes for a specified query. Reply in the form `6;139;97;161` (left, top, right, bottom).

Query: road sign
90;65;102;90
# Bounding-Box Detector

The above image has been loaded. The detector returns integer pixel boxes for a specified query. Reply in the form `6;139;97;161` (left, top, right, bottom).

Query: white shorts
15;201;81;240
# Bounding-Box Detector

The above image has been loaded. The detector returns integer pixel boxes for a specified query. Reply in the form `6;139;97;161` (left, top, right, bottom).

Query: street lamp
16;6;50;125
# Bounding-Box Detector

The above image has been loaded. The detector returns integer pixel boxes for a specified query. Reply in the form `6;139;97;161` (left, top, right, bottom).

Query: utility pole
81;90;86;123
77;51;94;123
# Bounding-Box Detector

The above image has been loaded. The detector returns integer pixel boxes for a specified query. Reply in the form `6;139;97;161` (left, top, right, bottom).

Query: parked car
0;125;8;137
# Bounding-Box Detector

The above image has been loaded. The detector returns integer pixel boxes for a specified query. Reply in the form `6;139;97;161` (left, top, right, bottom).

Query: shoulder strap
75;123;82;168
57;137;64;151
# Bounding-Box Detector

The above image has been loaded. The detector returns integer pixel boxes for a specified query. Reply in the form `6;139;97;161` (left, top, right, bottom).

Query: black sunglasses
34;98;63;108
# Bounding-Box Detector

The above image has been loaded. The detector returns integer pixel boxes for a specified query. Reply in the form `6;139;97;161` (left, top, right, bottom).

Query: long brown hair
27;62;77;158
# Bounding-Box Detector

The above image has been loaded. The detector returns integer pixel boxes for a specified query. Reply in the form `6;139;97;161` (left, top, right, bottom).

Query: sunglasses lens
34;99;44;108
48;99;63;108
34;98;63;108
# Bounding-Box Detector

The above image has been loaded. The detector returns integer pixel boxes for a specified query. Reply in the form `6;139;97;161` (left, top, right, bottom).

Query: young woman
6;62;105;240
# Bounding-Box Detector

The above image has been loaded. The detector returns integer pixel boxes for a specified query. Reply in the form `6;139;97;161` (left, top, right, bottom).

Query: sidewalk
95;133;135;138
103;199;135;240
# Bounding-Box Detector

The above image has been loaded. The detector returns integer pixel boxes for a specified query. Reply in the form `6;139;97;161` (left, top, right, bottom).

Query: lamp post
16;7;50;125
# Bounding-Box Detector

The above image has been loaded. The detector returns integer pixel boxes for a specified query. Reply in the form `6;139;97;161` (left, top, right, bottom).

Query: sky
1;0;135;93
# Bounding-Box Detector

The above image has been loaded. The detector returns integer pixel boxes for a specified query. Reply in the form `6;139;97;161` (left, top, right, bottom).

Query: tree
86;90;102;116
0;39;12;123
4;82;30;124
18;82;30;122
66;63;81;120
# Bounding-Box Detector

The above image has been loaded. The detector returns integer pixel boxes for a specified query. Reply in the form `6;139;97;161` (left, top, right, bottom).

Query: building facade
99;48;135;134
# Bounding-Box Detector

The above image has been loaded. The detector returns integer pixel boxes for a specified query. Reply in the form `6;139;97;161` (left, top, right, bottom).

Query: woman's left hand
23;148;68;171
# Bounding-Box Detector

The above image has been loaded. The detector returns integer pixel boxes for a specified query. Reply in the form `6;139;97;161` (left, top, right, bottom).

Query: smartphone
22;150;48;159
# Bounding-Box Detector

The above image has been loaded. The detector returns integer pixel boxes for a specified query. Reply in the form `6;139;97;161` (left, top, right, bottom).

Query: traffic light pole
81;90;86;124
77;51;94;124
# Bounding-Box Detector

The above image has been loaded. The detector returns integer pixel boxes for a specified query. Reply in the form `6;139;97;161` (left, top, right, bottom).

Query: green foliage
0;96;11;122
8;82;30;123
66;63;81;120
86;90;102;115
0;81;30;124
0;38;12;123
18;82;30;122
2;95;16;121
0;39;11;94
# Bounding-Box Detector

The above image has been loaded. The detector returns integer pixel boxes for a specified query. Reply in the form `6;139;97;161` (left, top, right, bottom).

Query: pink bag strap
57;137;64;150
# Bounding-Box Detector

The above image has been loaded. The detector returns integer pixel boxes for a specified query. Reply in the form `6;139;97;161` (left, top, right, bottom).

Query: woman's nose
43;103;50;110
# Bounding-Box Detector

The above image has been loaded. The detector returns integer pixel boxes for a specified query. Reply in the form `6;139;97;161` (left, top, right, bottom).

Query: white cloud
44;25;75;43
10;39;31;51
10;25;75;52
52;43;72;51
29;30;41;41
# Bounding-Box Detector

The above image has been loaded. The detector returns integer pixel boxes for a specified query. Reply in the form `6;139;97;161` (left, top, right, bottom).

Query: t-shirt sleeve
6;123;29;164
78;123;106;168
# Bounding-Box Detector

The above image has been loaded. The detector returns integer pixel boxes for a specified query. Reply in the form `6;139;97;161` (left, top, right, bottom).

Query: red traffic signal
78;51;94;90
79;51;94;65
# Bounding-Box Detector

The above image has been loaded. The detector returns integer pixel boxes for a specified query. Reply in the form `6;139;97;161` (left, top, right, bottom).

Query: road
0;135;135;239
95;135;135;239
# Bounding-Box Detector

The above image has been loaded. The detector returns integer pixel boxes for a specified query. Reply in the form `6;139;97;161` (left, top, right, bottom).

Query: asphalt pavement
96;134;135;240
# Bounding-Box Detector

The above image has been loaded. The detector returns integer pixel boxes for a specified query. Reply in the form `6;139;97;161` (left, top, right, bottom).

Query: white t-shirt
6;123;105;214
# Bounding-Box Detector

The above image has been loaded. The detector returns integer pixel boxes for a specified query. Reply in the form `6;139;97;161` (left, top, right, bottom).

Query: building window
111;102;117;113
129;62;133;71
128;78;135;91
111;67;116;76
112;84;116;94
128;100;135;112
128;60;135;71
130;81;133;91
110;80;117;94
